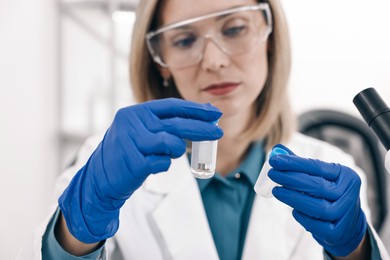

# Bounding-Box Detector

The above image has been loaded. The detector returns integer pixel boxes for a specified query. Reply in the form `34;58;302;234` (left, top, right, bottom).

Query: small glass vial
191;140;218;179
254;147;289;198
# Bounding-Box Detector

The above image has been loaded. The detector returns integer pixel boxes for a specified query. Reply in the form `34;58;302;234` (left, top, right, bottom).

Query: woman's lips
203;82;240;96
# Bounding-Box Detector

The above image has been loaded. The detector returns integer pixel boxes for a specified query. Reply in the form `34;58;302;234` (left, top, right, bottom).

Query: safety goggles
146;3;273;69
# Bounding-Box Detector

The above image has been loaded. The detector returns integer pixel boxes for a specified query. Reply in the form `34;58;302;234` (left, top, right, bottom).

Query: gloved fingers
135;131;186;159
144;154;172;174
272;186;342;221
294;208;367;257
145;98;222;121
292;209;336;242
150;117;223;141
268;169;341;201
114;103;223;142
108;154;172;196
335;165;362;193
293;207;362;245
271;164;362;221
334;202;362;233
269;154;341;182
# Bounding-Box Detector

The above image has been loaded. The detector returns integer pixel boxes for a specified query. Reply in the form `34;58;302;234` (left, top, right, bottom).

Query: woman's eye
172;35;196;48
223;25;247;37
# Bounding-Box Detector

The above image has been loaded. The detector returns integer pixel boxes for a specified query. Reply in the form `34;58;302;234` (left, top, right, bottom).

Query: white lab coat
20;132;390;259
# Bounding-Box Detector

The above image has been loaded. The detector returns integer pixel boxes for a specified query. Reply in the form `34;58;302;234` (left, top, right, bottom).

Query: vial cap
270;147;289;158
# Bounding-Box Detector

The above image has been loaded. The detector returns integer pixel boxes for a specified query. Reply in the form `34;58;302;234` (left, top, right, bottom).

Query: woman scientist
22;0;389;259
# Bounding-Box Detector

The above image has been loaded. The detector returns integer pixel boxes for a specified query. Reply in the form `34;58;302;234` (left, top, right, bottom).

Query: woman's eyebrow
167;6;246;32
170;25;193;32
216;5;243;21
216;13;232;21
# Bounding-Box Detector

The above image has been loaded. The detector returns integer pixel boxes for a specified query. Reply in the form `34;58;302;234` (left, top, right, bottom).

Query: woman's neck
216;137;251;176
216;112;253;176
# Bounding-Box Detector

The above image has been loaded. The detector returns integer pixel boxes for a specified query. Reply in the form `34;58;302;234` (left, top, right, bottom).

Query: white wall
0;0;58;259
282;0;390;115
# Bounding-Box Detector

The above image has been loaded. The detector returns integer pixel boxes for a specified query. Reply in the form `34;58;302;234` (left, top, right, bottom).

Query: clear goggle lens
146;3;272;69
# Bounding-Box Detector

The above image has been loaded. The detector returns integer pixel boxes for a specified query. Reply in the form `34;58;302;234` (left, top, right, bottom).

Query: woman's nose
200;38;230;72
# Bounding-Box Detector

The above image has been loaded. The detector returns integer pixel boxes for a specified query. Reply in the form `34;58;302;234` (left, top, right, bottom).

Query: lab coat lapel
146;156;219;260
242;195;305;260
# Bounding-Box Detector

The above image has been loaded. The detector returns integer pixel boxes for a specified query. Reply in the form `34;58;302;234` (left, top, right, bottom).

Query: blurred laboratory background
1;0;390;258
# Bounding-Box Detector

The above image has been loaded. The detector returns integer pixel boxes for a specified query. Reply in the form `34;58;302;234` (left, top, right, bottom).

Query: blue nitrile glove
268;144;367;257
58;98;223;243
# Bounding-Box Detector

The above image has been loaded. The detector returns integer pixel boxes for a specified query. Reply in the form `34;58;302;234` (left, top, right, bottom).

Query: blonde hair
130;0;296;150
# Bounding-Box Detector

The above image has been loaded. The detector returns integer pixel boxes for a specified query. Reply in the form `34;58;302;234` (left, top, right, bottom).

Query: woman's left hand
268;144;367;257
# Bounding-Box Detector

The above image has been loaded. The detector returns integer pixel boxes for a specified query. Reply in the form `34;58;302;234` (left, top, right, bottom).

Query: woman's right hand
58;98;223;244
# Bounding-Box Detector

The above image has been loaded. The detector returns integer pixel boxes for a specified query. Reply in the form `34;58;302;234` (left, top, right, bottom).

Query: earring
163;78;169;88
